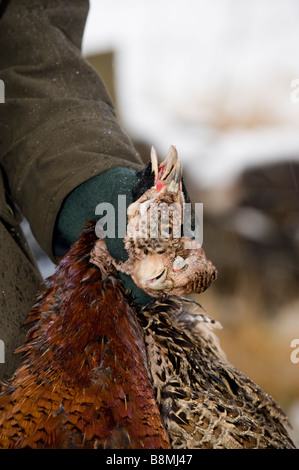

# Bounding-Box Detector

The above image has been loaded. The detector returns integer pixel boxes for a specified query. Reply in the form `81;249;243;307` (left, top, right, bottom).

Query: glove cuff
55;166;136;256
55;166;152;304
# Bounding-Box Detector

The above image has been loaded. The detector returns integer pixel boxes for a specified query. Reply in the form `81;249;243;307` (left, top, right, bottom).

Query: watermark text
95;196;203;247
290;339;299;364
290;79;299;104
0;80;4;103
0;339;4;364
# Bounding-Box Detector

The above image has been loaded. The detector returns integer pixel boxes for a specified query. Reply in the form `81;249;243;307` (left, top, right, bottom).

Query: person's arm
0;0;143;261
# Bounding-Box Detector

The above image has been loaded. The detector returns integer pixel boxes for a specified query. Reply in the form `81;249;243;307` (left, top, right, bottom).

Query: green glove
55;167;152;305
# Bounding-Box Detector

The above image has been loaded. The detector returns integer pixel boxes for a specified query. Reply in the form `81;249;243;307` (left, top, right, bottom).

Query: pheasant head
115;146;218;297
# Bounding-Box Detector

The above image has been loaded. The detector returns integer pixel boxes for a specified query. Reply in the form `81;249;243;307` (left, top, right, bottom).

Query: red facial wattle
156;180;165;192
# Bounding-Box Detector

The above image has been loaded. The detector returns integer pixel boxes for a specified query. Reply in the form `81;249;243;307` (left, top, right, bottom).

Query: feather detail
0;223;170;449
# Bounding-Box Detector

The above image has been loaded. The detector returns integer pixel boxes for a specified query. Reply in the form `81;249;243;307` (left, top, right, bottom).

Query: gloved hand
55;167;152;305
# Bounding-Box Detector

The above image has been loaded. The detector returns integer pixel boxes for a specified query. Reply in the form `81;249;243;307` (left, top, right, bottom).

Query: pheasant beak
132;255;172;292
145;266;168;286
151;145;182;194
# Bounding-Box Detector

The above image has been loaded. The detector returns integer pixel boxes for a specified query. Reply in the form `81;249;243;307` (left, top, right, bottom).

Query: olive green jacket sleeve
0;0;143;261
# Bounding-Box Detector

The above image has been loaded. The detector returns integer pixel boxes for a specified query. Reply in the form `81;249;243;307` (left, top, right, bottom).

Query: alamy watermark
0;79;4;103
0;339;4;364
94;195;203;248
290;339;299;364
1;337;298;365
290;78;299;103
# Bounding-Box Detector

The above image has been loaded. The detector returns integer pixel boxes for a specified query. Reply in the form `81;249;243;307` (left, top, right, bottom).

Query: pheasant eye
173;256;187;271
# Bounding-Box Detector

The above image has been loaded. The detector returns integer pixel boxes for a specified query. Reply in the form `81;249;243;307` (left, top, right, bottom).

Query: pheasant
138;297;295;448
0;146;295;449
94;146;295;449
0;146;211;449
114;146;218;297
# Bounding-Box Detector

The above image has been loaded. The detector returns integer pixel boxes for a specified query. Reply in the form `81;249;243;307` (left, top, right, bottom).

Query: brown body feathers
0;223;170;449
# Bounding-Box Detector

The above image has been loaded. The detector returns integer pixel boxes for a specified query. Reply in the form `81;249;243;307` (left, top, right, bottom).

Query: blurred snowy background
83;0;299;190
23;0;299;446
